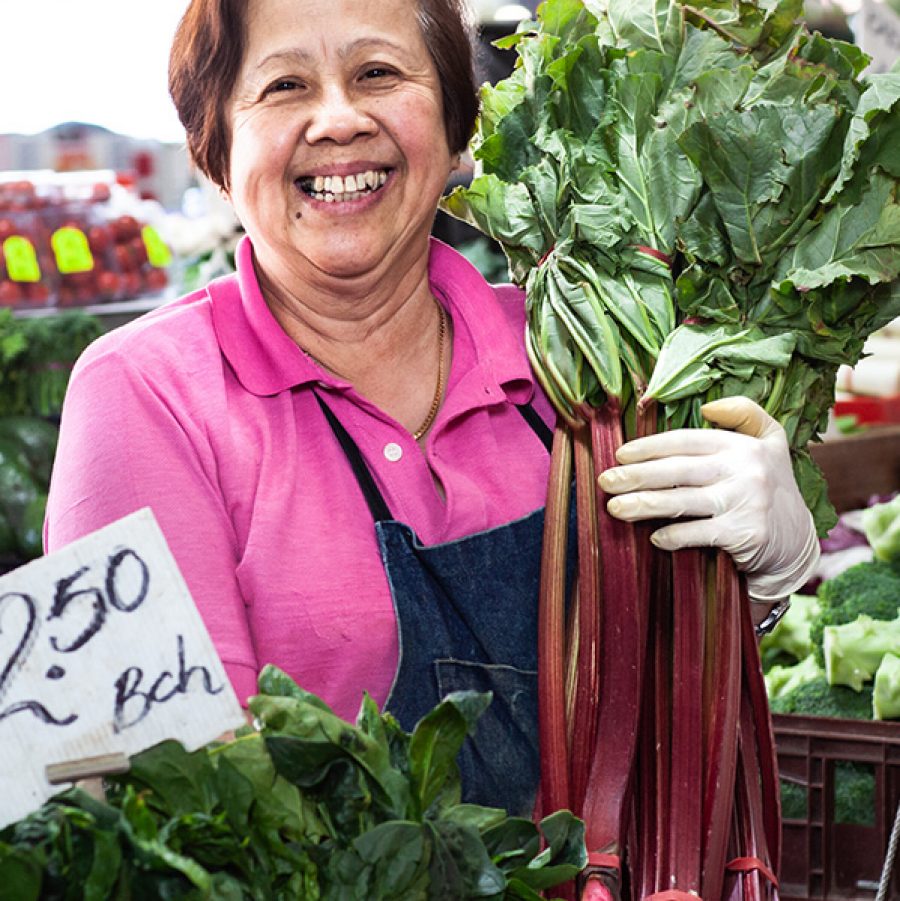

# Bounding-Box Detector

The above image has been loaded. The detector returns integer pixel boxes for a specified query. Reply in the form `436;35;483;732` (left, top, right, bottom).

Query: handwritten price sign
0;509;244;828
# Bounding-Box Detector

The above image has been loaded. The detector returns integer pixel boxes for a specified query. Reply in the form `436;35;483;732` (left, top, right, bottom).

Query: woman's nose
304;85;376;144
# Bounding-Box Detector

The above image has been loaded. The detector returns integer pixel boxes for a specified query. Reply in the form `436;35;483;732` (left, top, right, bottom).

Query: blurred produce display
833;315;900;427
0;171;173;309
0;415;58;566
763;495;900;823
0;307;102;416
0;308;101;569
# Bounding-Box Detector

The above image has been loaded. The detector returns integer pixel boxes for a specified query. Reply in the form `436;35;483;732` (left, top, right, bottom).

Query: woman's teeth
299;169;388;202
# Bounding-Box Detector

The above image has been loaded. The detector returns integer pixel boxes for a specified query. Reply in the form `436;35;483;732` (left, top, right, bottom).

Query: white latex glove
597;396;820;602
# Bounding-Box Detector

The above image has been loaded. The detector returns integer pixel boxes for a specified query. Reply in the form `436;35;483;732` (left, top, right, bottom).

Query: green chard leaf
409;691;491;815
778;171;900;291
644;322;795;403
438;0;900;529
601;0;683;54
442;176;547;280
825;72;900;202
678;103;844;265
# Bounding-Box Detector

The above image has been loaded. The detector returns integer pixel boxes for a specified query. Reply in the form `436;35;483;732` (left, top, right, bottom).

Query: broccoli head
768;676;874;719
862;495;900;564
765;654;822;701
873;651;900;720
760;593;821;671
810;560;900;666
834;761;876;826
779;763;876;825
824;615;900;691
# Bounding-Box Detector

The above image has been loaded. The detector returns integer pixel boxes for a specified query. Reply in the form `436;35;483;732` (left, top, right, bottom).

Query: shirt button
383;442;403;462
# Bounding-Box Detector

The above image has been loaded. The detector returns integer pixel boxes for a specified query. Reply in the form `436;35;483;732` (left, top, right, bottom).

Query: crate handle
876;799;900;901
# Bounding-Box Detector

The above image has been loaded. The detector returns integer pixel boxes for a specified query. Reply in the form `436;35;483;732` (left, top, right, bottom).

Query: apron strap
314;393;394;523
516;401;554;452
314;392;553;524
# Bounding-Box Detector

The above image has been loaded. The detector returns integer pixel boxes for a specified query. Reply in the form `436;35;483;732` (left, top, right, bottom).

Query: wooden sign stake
45;752;131;785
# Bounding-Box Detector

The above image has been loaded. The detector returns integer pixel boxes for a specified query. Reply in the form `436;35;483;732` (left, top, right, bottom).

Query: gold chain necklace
412;301;448;441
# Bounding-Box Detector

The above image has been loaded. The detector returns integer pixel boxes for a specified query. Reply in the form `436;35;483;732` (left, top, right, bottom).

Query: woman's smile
296;167;390;204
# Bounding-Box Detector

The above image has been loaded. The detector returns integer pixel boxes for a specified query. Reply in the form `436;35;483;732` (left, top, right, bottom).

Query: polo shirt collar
210;234;536;402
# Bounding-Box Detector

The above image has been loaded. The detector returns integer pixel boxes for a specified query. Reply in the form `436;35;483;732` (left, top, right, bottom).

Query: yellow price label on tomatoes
3;235;41;283
142;226;173;268
51;226;95;274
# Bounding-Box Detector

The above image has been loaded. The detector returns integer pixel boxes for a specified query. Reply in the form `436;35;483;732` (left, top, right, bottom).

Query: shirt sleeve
44;347;260;706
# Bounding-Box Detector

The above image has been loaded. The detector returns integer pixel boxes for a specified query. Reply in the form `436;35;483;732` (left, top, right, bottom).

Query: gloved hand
597;396;820;601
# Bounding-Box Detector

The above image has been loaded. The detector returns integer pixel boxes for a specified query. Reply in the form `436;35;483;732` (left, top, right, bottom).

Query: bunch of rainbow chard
444;0;900;898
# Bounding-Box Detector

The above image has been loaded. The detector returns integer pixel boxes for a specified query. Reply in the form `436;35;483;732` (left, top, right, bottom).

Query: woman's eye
266;79;301;95
362;67;394;80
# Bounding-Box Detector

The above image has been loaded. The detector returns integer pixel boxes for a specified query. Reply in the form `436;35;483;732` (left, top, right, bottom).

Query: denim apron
315;394;557;816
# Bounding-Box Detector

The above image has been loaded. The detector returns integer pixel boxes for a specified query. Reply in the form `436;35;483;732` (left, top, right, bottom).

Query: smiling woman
225;0;457;296
45;0;820;851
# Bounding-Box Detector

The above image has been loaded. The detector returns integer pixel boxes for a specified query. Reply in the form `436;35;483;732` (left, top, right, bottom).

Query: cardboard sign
0;508;245;829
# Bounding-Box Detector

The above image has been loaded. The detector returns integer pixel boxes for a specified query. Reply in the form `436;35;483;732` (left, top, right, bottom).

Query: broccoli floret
778;763;875;826
834;761;876;826
810;560;900;666
780;779;807;820
765;655;822;700
873;651;900;720
862;495;900;564
824;615;900;691
760;594;821;671
768;676;874;719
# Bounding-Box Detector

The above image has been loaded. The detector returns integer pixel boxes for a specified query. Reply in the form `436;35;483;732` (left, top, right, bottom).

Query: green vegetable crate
774;712;900;900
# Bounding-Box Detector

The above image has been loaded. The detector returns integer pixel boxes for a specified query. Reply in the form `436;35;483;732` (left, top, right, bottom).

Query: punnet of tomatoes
0;174;172;311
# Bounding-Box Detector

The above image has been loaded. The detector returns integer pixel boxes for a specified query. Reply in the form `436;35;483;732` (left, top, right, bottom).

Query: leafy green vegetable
443;0;900;535
0;417;58;562
0;309;102;418
0;667;586;900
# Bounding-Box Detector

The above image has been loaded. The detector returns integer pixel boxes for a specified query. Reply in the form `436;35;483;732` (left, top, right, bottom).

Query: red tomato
0;281;24;304
121;271;142;298
91;182;112;203
0;219;15;240
77;271;97;290
129;237;148;267
145;267;168;291
87;224;112;253
114;243;135;272
24;282;50;304
112;215;141;243
96;270;121;300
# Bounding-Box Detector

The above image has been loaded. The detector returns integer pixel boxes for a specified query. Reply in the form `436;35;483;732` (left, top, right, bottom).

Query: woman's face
226;0;456;289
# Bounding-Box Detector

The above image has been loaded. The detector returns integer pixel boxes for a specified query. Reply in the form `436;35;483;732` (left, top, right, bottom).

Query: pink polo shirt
45;236;556;718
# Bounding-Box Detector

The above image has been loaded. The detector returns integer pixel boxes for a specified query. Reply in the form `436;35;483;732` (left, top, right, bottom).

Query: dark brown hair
168;0;479;191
